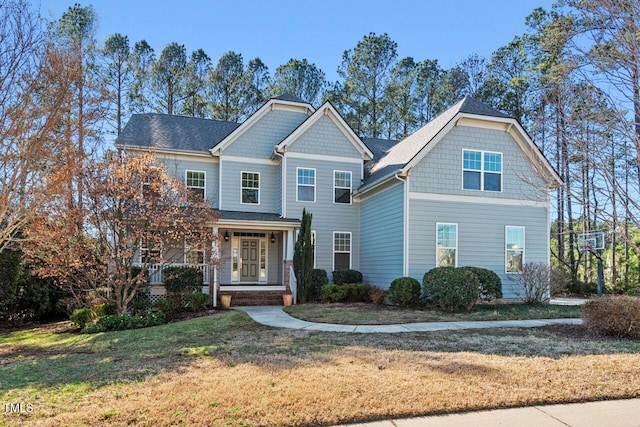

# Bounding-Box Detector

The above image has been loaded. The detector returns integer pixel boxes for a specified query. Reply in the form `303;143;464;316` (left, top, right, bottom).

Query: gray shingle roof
363;97;510;185
115;113;240;152
218;210;300;223
272;93;310;104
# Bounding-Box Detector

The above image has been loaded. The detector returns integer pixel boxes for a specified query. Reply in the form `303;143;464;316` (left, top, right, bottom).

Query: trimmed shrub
82;311;166;334
70;308;94;329
370;286;386;305
332;269;363;285
94;303;117;318
625;287;640;297
388;277;421;307
189;292;211;311
163;266;202;309
582;296;640;339
153;298;178;320
422;267;480;312
321;283;372;303
509;262;551;304
460;267;502;301
310;269;329;301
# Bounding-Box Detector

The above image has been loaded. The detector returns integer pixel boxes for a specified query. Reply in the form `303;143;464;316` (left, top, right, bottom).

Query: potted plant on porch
220;294;232;308
282;292;293;306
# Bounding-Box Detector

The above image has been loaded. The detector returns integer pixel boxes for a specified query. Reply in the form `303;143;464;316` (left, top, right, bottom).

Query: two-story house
115;94;561;305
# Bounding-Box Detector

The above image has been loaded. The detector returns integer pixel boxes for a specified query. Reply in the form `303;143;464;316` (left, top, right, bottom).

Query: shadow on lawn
1;311;639;394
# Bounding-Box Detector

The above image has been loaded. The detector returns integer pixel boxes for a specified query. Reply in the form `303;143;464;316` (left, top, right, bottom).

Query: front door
240;239;259;282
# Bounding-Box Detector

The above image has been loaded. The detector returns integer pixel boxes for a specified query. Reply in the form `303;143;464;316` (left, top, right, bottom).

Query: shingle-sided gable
275;102;373;160
359;97;561;192
115;113;239;153
211;96;314;158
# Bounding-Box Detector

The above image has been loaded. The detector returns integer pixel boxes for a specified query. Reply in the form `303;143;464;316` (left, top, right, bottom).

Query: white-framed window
333;231;351;271
297;167;316;202
334;170;352;204
463;150;502;192
184;237;205;265
506;226;525;273
241;171;260;204
436;223;457;267
186;170;206;199
140;237;162;264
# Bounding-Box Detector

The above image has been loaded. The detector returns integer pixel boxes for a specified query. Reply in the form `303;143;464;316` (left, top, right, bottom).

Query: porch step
219;290;285;306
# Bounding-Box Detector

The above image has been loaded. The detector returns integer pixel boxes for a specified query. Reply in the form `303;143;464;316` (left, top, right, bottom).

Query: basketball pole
589;248;604;298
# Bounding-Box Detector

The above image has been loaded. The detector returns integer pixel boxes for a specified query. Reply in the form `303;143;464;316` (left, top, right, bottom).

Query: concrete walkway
340;398;640;427
236;306;582;333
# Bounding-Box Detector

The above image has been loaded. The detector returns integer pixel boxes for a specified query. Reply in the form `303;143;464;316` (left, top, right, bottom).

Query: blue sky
39;0;555;82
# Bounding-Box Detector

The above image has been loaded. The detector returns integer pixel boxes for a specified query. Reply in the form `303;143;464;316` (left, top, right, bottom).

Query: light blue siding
409;125;548;201
360;182;404;287
158;156;219;208
284;157;361;277
407;197;549;298
220;160;280;213
287;115;361;158
223;109;309;158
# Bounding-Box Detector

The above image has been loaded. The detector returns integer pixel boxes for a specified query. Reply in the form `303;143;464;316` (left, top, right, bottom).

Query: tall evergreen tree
293;209;314;303
270;58;326;105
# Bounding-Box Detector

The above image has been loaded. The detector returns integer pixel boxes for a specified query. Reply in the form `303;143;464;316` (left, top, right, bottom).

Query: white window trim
333;231;352;271
296;167;316;203
241;171;260;205
185;170;206;199
333;170;352;205
505;226;525;274
461;149;503;192
436;223;458;267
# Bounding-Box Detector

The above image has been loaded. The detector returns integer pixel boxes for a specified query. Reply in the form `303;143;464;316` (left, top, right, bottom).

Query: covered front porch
213;211;300;306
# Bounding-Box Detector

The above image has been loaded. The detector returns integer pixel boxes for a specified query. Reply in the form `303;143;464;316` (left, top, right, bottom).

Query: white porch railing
136;263;210;285
289;265;297;304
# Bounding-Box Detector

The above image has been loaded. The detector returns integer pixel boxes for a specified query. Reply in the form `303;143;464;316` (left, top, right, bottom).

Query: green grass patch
284;302;582;325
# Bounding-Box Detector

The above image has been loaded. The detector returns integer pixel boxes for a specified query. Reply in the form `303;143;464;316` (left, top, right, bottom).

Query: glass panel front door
240;239;259;282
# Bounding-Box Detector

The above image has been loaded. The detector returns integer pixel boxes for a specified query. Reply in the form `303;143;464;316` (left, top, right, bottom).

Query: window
506;226;525;273
463;150;502;191
436;223;457;267
334;171;352;204
297;168;315;202
333;232;351;270
241;172;260;204
140;238;161;264
186;170;205;199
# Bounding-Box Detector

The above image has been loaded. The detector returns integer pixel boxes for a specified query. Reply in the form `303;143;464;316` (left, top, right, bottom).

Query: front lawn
284;302;582;325
1;310;638;426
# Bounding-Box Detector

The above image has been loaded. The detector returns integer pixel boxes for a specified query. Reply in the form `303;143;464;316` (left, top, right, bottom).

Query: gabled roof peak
457;97;511;119
271;93;310;104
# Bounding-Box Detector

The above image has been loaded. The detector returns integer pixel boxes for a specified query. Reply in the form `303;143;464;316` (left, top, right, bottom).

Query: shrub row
82;311;166;334
321;283;372;303
385;267;502;311
582;295;640;339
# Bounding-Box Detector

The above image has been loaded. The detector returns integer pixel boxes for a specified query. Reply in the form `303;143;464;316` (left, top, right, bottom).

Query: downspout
393;173;409;277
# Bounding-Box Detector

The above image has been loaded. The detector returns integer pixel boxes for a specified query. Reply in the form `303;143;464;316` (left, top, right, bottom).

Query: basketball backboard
577;231;605;252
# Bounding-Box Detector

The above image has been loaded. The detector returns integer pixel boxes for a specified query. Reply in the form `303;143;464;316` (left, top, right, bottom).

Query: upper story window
463;150;502;192
241;172;260;204
334;170;352;204
297;167;315;202
186;170;205;199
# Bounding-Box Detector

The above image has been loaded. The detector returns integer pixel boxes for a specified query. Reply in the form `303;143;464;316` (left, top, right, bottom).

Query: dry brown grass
2;312;640;426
